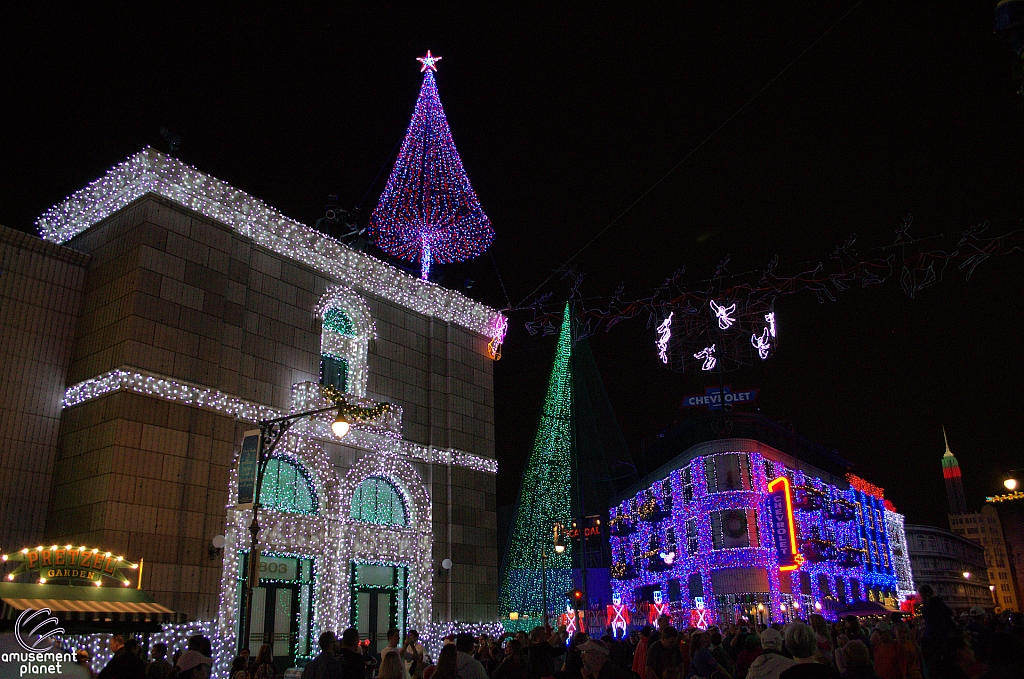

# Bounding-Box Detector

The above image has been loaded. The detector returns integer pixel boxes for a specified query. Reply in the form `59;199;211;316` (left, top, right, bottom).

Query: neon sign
766;477;802;571
656;312;673;364
710;301;737;330
3;545;139;586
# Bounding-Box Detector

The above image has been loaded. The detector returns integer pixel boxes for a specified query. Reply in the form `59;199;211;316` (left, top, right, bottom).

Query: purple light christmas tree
368;51;494;280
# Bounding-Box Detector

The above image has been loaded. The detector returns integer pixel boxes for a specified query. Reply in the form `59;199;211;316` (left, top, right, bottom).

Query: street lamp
240;394;386;653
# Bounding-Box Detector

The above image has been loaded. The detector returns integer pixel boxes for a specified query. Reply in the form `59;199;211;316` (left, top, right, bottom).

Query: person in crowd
808;615;834;667
688;631;728;679
709;631;735;677
649;616;671;644
403;630;426;678
528;626;566;679
560;633;589;679
456;633;488;679
833;636;850;675
250;644;276;679
645;626;682;679
175;645;214;679
382;630;402;661
747;628;798;679
231;656;251;679
99;636;146;679
380;652;408;679
734;633;763;679
631;628;650;679
302;631;344;679
917;584;954;676
779;623;839;679
146;643;173;679
839;641;881;679
579;640;630;679
935;632;985;679
493;639;527;679
432;645;461;679
76;649;96;679
337;628;369;679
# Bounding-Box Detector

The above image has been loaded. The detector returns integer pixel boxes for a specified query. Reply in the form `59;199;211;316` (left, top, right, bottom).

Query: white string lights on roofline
36;148;505;339
62;368;497;475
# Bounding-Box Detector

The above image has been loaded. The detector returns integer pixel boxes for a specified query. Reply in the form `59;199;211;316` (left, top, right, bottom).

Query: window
350;477;408;527
704;454;751;493
323;308;356;336
710;510;758;549
686;519;699;555
260;457;316;514
320;354;348;392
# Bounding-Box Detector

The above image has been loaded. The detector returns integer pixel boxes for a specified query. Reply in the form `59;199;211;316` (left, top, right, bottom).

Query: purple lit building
608;414;908;627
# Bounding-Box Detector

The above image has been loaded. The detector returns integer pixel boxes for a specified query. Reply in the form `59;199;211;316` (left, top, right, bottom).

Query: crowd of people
76;584;1024;679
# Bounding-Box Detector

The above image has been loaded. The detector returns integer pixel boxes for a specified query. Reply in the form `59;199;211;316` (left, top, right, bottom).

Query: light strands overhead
368;53;494;280
765;312;777;338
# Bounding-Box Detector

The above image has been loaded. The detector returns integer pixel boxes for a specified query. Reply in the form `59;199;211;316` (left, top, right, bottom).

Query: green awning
0;582;181;624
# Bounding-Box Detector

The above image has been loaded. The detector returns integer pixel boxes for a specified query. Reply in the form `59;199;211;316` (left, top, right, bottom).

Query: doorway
250;583;299;671
350;563;408;656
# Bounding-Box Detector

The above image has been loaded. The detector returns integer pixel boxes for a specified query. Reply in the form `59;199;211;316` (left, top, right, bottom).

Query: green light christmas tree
499;304;575;621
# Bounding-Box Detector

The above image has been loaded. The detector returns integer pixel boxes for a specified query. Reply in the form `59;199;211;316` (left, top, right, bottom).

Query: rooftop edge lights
35;148;503;338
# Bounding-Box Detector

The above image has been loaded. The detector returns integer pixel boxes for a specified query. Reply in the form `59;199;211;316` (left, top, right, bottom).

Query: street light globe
332;414;350;438
963;571;971;579
1005;478;1018;491
554;544;565;554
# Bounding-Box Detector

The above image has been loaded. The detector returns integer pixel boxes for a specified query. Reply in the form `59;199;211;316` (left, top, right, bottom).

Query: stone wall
41;196;497;621
0;224;88;551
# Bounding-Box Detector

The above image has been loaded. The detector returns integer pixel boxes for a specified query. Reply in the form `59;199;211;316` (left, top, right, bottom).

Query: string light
610;452;907;625
488;315;508;361
368;54;494;280
656;313;673;364
765;312;777;338
36;148;503;337
751;329;771;360
694;345;716;371
499;305;574;618
62;369;495;474
710;301;737;330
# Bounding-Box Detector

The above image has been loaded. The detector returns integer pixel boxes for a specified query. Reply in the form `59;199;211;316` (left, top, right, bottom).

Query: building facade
0;149;506;667
988;493;1024;611
905;524;992;612
607;415;908;627
941;435;1019;612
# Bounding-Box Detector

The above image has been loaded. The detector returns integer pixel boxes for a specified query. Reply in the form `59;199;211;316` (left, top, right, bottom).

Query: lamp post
240;401;356;653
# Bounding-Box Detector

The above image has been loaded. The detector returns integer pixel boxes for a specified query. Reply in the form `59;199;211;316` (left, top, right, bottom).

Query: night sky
3;4;1024;530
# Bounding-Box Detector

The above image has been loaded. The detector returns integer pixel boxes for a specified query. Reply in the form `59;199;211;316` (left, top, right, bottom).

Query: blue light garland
368;54;494;280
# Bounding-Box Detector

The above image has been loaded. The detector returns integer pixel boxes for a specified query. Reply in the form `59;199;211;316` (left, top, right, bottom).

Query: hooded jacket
745;651;798;679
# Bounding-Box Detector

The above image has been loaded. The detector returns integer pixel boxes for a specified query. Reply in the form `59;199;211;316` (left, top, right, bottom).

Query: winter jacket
746;651;798;679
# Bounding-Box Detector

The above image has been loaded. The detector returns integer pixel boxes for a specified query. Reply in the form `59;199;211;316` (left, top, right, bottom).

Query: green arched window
260;457;317;515
350;477;408;527
323;308;356;337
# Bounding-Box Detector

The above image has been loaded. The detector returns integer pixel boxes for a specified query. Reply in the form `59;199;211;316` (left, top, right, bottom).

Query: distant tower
942;428;968;515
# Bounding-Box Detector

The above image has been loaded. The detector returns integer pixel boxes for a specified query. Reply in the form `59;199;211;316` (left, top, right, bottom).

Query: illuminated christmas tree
368;51;494;280
499;305;574;620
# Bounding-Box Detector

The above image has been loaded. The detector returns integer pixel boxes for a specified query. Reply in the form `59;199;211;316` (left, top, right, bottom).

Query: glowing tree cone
368;51;494;280
499;304;574;619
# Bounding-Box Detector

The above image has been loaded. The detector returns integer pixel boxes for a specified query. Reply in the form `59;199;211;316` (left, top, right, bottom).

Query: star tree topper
417;50;442;72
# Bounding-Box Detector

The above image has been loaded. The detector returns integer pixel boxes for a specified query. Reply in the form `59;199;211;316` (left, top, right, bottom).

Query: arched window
259;457;317;515
350;477;408;527
320;303;369;396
